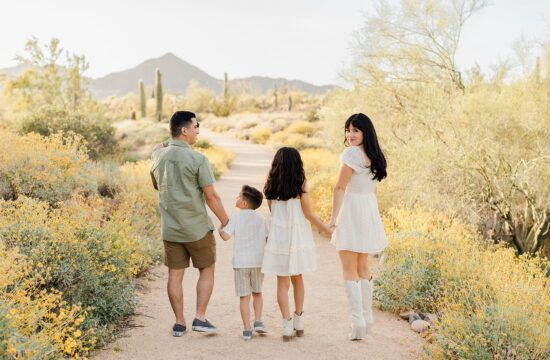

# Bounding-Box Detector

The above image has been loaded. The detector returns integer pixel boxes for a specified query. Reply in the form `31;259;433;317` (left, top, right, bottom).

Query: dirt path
92;129;422;360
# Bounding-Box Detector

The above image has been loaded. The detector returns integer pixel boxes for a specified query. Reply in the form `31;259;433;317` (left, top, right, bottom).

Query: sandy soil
91;129;422;360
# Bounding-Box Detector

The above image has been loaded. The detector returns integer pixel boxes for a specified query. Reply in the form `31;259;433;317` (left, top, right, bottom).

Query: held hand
320;225;333;238
152;142;167;152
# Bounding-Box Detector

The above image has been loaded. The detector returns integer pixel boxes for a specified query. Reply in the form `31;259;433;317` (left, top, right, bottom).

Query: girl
328;113;388;340
261;147;332;341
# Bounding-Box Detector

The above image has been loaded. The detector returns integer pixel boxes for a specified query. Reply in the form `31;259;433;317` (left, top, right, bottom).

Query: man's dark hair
241;185;263;210
170;111;196;138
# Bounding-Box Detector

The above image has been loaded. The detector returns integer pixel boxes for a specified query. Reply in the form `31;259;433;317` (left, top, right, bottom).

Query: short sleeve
223;217;235;237
340;146;367;173
198;156;216;188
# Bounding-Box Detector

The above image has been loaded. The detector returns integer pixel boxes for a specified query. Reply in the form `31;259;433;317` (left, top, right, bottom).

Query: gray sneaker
253;320;268;334
172;323;186;337
192;318;218;333
242;329;253;340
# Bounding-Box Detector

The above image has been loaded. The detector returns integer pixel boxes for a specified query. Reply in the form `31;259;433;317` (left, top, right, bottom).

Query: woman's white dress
331;146;388;253
261;199;317;276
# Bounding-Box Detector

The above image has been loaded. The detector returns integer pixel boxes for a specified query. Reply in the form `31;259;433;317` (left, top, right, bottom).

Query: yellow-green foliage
112;161;162;259
377;207;550;359
0;195;151;358
0;130;93;203
301;148;339;222
0;243;92;358
250;127;272;144
196;146;235;180
285;120;316;136
0;130;159;358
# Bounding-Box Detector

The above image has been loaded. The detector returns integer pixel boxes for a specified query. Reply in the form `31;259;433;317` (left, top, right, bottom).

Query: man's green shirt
150;139;215;243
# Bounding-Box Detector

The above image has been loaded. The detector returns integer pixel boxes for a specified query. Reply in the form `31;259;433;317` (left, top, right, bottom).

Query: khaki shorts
163;231;216;269
234;268;264;297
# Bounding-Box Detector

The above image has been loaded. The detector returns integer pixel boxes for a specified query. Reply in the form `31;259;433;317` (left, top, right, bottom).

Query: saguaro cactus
139;80;146;118
155;68;163;121
288;95;293;112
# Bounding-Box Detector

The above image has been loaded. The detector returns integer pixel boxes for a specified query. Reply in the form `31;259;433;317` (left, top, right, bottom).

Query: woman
328;113;388;340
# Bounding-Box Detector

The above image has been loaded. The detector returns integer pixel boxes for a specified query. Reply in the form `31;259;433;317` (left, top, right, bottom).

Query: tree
350;0;488;95
4;37;89;111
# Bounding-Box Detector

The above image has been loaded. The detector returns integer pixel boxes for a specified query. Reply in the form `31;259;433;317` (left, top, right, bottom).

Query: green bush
19;106;120;160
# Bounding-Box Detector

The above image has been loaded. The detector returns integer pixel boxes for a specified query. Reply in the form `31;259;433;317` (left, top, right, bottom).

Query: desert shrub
196;147;235;180
301;148;339;222
193;138;213;149
112;160;162;259
0;242;94;359
251;127;272;144
286;120;316;136
0;130;93;203
377;207;550;359
19;106;120;160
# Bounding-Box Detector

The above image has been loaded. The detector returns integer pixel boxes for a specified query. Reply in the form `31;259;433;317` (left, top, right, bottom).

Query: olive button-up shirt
150;139;215;243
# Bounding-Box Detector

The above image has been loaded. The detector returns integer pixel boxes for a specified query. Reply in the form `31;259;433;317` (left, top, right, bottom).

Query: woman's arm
328;164;353;227
300;188;332;236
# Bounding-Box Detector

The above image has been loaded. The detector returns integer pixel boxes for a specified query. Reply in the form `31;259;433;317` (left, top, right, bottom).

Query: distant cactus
131;111;136;120
288;95;293;112
155;68;163;121
223;72;229;105
273;83;278;109
139;80;146;118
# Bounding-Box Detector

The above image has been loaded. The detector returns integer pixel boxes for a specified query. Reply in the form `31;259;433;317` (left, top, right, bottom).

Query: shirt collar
168;139;191;149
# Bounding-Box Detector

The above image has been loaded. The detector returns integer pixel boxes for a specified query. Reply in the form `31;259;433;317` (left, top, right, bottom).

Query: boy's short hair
241;185;263;210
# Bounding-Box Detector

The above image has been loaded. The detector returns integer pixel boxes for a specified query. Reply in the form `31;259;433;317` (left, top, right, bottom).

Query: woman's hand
319;224;334;238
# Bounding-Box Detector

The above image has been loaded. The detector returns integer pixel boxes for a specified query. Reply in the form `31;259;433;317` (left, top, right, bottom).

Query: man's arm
150;170;158;190
203;184;229;226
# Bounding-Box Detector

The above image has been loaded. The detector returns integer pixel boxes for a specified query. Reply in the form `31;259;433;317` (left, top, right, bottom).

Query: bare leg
277;276;291;320
290;275;304;315
195;263;215;320
357;253;371;280
252;292;263;321
167;268;186;325
338;250;360;281
240;295;252;330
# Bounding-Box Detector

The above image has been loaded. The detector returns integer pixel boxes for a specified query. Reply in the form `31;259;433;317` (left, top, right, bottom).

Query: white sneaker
293;311;304;337
361;278;374;333
282;318;294;341
345;280;366;340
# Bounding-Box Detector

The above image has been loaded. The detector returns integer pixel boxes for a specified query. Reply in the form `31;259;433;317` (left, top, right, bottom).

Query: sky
0;0;549;86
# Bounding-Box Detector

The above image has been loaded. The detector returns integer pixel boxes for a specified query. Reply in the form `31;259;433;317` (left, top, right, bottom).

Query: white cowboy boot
361;278;374;333
344;280;366;340
293;311;304;337
282;318;294;342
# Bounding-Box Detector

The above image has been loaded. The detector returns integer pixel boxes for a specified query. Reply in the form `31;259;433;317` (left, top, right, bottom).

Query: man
150;110;229;336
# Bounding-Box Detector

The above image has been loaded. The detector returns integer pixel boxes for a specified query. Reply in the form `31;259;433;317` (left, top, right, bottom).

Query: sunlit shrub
0;130;93;203
286;120;316;136
377;207;550;359
19;106;120;160
196;147;235;179
251;127;272;144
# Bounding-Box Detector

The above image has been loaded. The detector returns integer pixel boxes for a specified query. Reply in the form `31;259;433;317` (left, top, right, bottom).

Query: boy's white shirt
223;209;268;268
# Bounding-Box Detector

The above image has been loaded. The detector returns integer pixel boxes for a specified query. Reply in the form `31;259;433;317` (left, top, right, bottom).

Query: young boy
219;185;268;340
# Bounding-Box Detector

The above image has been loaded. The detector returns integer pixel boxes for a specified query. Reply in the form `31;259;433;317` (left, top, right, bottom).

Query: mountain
0;64;31;78
230;76;334;95
91;53;335;97
90;53;221;98
1;53;336;97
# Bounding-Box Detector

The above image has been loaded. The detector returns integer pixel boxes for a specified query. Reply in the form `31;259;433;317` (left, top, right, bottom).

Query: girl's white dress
331;146;388;253
261;199;317;276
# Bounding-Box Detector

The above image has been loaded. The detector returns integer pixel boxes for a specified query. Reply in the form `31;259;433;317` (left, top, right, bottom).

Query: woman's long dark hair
264;147;306;201
345;113;387;182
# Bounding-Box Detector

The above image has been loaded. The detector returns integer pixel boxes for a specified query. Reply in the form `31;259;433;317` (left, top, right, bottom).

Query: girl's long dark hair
345;113;387;182
264;147;306;201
